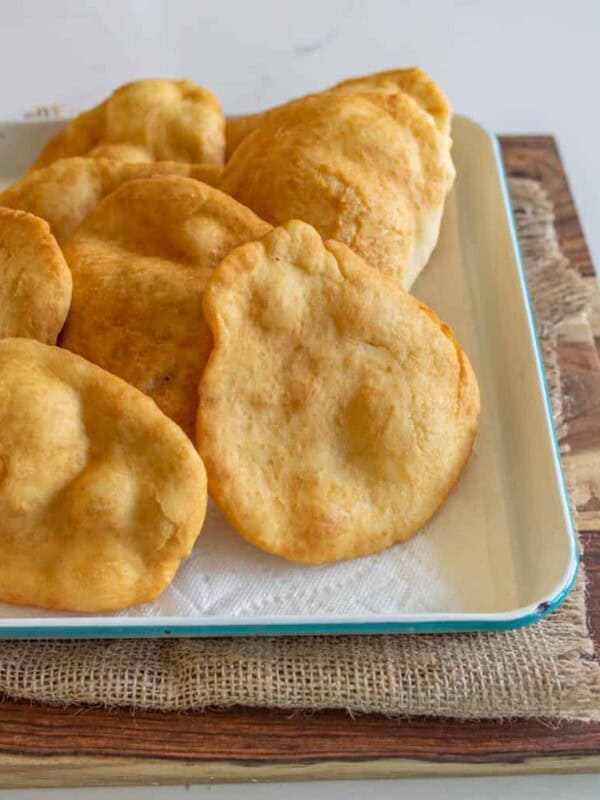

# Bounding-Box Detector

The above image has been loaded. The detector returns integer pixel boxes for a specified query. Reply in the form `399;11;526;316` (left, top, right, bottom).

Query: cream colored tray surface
0;115;577;637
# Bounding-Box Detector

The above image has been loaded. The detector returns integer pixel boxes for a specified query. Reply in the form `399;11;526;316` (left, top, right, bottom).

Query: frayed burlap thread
509;178;591;438
0;179;598;719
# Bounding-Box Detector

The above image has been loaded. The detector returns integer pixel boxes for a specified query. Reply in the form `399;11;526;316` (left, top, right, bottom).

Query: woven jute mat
1;178;599;720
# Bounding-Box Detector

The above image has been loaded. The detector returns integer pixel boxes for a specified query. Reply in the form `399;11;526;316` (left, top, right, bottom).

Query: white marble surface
0;0;599;796
0;0;599;270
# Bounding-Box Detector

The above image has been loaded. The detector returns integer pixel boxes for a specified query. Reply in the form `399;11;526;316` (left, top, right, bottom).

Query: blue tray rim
0;120;579;638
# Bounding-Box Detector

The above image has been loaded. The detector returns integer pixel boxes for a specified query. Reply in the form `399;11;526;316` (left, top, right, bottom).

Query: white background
0;0;598;797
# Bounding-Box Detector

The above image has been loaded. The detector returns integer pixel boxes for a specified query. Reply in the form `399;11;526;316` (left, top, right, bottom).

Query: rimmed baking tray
0;115;578;637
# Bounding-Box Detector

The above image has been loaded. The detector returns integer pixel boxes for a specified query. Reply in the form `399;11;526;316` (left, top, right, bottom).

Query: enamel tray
0;115;578;638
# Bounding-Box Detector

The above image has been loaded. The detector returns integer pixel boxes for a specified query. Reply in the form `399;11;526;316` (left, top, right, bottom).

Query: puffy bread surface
60;175;271;436
0;338;207;612
197;220;480;564
30;79;225;170
332;67;451;134
225;66;451;157
0;158;221;244
221;90;455;289
0;207;72;343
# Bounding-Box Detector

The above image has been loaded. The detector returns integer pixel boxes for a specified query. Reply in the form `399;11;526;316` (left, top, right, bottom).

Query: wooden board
0;136;599;788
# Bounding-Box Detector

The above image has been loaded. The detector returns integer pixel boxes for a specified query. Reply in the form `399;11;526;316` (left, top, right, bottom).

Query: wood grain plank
0;755;600;788
581;531;600;647
2;754;600;788
0;136;599;788
0;700;599;762
499;136;595;278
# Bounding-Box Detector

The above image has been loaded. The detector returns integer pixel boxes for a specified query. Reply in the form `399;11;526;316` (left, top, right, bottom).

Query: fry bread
0;338;207;612
0;207;71;343
60;175;271;436
197;221;480;563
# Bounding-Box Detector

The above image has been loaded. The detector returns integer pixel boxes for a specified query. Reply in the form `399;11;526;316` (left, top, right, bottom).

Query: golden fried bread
332;67;451;134
0;157;221;244
0;208;72;343
226;112;263;160
225;66;451;157
60;175;271;436
197;221;479;564
221;90;455;289
0;338;207;612
31;79;225;170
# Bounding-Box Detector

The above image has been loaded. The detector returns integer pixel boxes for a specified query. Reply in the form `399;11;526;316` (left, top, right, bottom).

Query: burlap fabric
1;178;599;719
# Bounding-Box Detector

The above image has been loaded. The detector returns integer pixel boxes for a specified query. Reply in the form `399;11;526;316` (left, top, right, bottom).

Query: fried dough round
197;221;480;564
31;79;225;170
0;157;221;244
225;66;451;157
60;175;271;437
0;208;72;343
220;90;455;290
332;67;451;134
0;338;207;612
